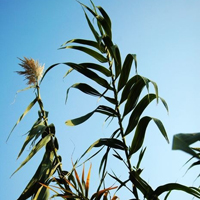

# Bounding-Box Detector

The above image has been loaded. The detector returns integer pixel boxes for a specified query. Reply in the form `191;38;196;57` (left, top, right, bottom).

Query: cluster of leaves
10;1;200;200
173;133;200;180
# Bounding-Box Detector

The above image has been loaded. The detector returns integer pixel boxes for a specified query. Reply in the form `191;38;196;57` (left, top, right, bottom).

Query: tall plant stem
105;50;132;172
36;85;63;178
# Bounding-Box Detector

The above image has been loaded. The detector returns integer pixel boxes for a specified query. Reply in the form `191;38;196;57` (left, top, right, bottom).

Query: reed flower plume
17;57;44;85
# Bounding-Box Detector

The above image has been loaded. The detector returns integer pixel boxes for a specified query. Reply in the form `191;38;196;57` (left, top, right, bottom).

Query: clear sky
1;0;200;199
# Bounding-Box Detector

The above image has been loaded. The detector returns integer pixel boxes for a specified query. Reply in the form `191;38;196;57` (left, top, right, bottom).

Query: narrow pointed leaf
172;133;200;158
154;183;200;199
12;134;52;176
66;83;101;100
85;164;92;198
65;62;112;89
74;168;84;195
136;147;146;169
18;120;46;158
125;94;157;135
90;186;118;200
80;63;111;77
123;78;146;117
62;46;107;63
96;15;112;38
17;150;54;200
129;117;152;156
92;138;127;150
65;105;117;126
97;6;111;30
129;116;168;156
118;54;135;92
61;39;105;53
129;170;154;198
40;63;60;83
8;97;38;142
65;111;94;126
112;45;121;78
83;11;99;42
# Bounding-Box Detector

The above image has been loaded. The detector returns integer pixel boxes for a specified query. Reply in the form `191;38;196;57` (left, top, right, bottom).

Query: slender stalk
105;49;132;171
105;47;139;199
36;85;63;178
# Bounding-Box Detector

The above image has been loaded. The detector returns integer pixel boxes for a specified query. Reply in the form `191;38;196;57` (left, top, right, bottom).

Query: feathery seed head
17;57;44;85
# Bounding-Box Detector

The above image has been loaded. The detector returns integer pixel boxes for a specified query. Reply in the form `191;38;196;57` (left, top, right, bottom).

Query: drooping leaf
8;97;38;142
94;138;127;150
40;63;60;83
118;54;136;92
154;183;200;199
172;133;200;159
65;62;112;90
129;116;168;156
66;83;101;102
125;94;157;136
61;39;105;53
62;46;107;63
65;105;117;126
17;119;46;159
80;63;111;77
12;134;53;176
17;150;54;200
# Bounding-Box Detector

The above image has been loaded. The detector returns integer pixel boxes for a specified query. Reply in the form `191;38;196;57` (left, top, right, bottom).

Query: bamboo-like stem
105;47;139;199
105;49;132;171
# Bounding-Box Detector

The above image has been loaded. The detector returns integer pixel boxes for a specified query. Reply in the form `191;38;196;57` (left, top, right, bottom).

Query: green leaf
96;15;112;39
117;54;135;92
40;63;60;83
112;45;121;79
65;111;94;126
94;138;127;150
136;147;146;169
129;116;168;156
33;186;50;200
12;134;52;176
80;62;111;77
129;170;154;198
65;105;117;126
123;77;146;117
61;39;105;53
172;133;200;159
17;150;54;200
97;6;111;31
7;97;38;142
67;83;101;99
125;94;157;136
154;183;200;199
17;119;46;159
62;45;107;63
102;35;114;57
83;11;100;42
65;62;112;89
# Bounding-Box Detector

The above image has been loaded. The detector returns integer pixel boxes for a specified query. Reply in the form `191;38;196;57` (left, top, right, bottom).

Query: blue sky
1;0;200;199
